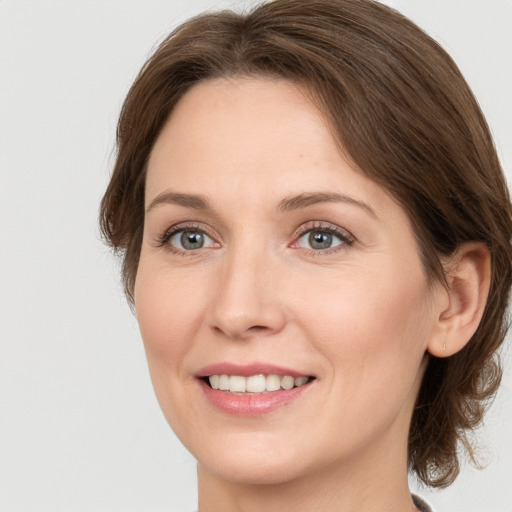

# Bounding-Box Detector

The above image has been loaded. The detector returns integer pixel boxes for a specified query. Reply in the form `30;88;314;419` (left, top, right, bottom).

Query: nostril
212;323;272;338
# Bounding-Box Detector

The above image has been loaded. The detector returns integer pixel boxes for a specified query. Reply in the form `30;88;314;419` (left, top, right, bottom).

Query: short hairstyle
100;0;512;487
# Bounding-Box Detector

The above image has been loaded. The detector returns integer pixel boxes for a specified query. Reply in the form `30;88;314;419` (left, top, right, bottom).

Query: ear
428;242;491;358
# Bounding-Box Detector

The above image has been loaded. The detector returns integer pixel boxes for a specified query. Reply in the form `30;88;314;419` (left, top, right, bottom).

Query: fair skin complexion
135;78;490;512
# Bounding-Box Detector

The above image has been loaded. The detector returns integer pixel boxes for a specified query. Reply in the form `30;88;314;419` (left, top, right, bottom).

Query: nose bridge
209;234;285;339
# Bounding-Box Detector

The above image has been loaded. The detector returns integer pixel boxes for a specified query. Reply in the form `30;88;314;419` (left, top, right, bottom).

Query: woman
100;1;512;510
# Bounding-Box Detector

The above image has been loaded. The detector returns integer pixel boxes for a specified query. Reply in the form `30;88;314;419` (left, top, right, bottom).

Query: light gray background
0;1;511;511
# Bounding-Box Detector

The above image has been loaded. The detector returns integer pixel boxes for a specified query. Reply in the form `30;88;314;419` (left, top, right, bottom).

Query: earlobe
427;242;491;358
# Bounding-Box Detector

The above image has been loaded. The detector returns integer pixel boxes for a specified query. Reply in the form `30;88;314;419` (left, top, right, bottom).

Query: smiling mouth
203;374;315;394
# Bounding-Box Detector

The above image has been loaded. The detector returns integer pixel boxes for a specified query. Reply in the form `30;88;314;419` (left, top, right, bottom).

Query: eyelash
291;221;355;255
156;222;217;255
155;221;355;255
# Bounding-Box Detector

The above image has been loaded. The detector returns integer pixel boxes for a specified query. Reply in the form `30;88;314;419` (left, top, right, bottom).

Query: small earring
443;339;447;351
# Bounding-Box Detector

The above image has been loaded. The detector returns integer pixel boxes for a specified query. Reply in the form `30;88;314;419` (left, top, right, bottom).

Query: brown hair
100;0;512;487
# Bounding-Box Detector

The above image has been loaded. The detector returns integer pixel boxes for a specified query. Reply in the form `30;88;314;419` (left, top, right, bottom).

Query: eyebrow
146;190;377;218
146;191;212;213
277;192;377;218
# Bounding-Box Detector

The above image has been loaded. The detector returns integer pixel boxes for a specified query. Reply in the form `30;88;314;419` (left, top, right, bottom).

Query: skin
134;77;487;512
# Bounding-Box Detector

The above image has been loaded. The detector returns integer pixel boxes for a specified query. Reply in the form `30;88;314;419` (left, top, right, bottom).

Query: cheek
134;257;215;440
292;260;432;399
297;259;430;341
289;265;432;454
134;258;205;374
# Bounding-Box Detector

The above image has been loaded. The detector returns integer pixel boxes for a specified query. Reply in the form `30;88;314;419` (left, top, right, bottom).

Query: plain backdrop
0;1;511;511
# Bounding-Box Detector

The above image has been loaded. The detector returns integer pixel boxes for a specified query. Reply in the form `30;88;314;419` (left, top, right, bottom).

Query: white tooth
295;377;308;387
229;375;246;393
214;374;306;393
209;375;220;389
266;374;281;391
246;374;266;393
218;374;230;391
281;375;294;390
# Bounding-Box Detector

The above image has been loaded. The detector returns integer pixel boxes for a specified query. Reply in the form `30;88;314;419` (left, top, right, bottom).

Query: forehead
145;77;396;216
147;78;328;184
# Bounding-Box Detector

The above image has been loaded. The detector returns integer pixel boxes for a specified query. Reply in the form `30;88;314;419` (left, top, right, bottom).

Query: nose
207;244;287;340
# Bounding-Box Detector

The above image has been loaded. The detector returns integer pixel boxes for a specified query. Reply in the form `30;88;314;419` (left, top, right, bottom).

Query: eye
300;230;341;250
298;230;343;250
168;229;215;251
294;224;354;252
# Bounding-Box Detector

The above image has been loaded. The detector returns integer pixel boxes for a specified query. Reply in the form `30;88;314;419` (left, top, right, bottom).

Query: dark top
413;494;433;512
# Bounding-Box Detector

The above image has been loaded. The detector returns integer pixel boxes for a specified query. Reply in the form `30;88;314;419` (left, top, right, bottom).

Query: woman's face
135;78;440;484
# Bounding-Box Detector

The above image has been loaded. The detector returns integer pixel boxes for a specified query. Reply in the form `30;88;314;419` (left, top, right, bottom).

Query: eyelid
153;220;354;255
155;221;220;253
290;221;355;250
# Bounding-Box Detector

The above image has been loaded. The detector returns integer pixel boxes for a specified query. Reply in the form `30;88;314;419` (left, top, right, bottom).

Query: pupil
181;231;204;250
309;231;332;249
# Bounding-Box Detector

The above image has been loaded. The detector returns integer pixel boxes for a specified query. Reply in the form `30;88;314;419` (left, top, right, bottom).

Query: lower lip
198;379;313;416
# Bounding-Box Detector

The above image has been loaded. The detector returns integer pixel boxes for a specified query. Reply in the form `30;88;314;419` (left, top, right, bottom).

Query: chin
200;454;307;486
191;432;313;485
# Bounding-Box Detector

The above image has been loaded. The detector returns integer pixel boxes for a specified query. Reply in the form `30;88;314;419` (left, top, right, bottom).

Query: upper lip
196;362;313;378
